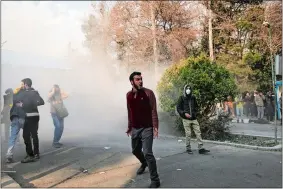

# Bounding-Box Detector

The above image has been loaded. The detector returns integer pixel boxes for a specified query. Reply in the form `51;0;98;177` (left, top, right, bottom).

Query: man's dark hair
24;78;32;87
129;72;141;81
21;78;27;83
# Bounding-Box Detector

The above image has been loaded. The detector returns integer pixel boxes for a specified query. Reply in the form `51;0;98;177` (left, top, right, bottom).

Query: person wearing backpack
176;84;210;154
48;84;68;148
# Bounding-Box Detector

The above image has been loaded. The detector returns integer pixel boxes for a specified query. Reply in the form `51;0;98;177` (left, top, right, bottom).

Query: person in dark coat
265;91;275;122
17;78;45;163
177;84;210;154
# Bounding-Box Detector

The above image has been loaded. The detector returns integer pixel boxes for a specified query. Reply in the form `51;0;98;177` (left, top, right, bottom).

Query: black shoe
149;181;160;188
21;155;35;163
53;143;62;148
199;148;210;154
186;149;193;154
137;163;147;175
34;154;40;160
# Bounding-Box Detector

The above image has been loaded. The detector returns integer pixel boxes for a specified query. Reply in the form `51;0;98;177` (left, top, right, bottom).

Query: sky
1;1;104;58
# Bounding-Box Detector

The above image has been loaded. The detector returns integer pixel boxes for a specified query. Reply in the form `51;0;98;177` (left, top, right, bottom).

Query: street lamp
263;21;278;143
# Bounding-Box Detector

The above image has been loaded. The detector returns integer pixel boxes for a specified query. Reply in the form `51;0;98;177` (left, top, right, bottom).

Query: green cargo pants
182;119;203;150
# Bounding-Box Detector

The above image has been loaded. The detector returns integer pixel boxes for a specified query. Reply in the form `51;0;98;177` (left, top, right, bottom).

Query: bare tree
107;1;200;71
1;41;7;48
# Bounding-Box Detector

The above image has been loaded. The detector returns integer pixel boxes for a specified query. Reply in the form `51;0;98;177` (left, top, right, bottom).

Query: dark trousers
266;105;275;121
131;127;159;182
23;116;39;156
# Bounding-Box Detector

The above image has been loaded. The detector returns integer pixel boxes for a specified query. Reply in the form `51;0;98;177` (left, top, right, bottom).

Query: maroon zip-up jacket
126;87;159;131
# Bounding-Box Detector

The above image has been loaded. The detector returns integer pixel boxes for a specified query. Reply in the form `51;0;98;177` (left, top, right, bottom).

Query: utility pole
208;0;214;62
263;21;278;143
150;1;158;83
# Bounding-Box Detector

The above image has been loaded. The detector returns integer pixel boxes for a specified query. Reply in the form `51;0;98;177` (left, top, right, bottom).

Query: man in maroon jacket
126;72;160;188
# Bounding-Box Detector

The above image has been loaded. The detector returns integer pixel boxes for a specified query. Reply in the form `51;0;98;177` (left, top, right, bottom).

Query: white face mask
186;89;191;95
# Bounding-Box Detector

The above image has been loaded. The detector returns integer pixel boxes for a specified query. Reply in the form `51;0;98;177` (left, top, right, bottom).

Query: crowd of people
223;90;282;123
1;78;68;164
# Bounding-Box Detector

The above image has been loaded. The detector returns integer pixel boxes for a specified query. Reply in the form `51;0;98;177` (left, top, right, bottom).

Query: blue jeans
236;107;244;117
51;113;64;144
6;117;25;159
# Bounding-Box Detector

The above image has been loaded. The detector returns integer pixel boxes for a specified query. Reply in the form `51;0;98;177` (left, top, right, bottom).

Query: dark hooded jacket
10;88;26;121
176;85;198;120
15;87;45;116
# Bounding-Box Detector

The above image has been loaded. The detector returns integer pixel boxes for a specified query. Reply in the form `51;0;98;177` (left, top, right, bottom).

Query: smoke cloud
1;1;135;143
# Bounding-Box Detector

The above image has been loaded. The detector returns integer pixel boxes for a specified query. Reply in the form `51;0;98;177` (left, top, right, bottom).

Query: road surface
1;130;282;188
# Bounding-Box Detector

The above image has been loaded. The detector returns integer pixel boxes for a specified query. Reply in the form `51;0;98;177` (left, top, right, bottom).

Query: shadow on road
1;132;138;188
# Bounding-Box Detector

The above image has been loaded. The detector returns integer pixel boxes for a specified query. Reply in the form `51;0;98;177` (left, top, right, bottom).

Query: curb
1;173;22;188
229;132;282;139
159;135;282;152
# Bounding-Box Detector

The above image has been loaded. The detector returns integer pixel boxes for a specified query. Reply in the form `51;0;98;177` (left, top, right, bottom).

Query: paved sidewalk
230;122;282;138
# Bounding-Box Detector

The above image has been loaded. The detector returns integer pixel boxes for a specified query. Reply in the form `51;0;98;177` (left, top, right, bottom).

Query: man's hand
185;113;191;118
153;128;158;139
126;129;132;137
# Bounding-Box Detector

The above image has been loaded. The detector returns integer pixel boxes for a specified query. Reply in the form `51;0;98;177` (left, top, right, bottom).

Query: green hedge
157;54;237;139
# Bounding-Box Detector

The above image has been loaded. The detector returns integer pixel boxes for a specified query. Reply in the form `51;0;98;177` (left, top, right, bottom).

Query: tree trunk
208;0;214;62
150;2;158;82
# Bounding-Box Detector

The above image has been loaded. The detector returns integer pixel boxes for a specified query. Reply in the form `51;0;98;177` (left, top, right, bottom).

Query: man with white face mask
177;84;210;154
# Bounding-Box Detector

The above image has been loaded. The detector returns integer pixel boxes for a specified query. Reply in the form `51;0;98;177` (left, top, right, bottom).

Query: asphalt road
1;130;282;188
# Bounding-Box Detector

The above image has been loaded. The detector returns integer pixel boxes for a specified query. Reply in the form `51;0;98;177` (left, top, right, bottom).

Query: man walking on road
126;72;160;188
17;78;45;163
177;84;210;154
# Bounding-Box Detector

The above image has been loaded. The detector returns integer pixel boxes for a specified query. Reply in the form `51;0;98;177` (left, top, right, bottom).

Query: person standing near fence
254;91;265;120
244;92;252;117
235;94;244;122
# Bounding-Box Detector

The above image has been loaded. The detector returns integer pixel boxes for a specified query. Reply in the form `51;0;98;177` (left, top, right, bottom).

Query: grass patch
221;134;281;147
200;134;281;147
